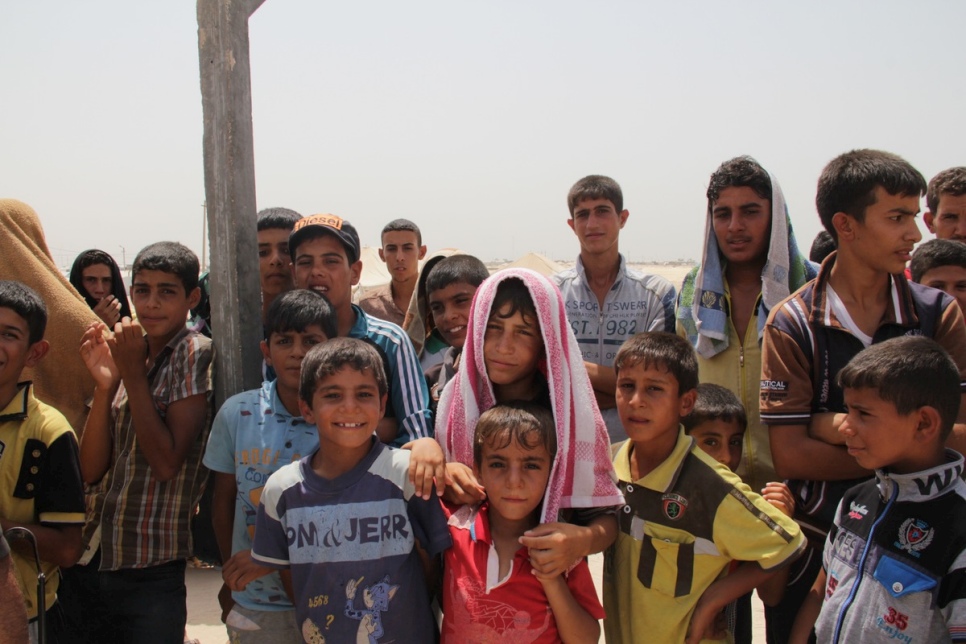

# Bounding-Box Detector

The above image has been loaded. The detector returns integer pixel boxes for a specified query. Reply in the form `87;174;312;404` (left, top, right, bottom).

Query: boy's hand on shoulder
403;438;447;500
442;462;486;505
92;295;122;327
107;317;148;382
761;482;795;518
521;523;589;578
222;549;272;591
80;322;120;390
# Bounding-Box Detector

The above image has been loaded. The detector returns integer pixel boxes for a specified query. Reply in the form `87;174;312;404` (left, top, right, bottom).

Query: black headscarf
68;249;132;319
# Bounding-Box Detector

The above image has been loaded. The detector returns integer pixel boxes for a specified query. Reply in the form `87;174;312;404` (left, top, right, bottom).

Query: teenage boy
604;332;804;644
923;167;966;241
0;281;85;641
251;338;451;643
359;219;427;326
441;402;604;643
760;149;966;643
677;156;817;494
203;290;336;642
910;238;966;316
63;242;214;644
554;175;677;442
790;337;966;643
257;207;302;320
288;213;432;446
424;254;490;403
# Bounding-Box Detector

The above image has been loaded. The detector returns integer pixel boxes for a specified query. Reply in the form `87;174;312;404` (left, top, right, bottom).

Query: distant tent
501;252;563;276
356;246;391;290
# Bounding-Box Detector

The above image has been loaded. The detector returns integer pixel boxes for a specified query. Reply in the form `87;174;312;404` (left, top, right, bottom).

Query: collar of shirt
0;382;31;422
876;449;966;503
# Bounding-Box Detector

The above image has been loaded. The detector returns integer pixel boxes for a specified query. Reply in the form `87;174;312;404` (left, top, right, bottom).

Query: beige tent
500;252;563;276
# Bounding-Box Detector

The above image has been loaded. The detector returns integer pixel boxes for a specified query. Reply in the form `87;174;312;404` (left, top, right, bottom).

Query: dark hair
706;156;772;204
490;278;537;325
425;255;489;296
838;336;960;440
68;249;132;319
264;289;337;340
473;401;557;467
299;337;388;403
0;281;47;345
909;239;966;283
682;383;747;433
809;231;837;264
256;207;302;232
131;242;200;293
926;167;966;215
815;149;926;242
381;218;422;246
614;332;698;394
567;175;623;216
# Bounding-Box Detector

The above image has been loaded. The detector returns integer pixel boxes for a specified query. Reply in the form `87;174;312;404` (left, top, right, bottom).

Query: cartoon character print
301;618;326;644
446;569;550;642
344;575;398;644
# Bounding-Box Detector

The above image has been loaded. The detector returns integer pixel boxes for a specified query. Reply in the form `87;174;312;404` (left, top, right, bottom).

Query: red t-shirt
440;502;605;643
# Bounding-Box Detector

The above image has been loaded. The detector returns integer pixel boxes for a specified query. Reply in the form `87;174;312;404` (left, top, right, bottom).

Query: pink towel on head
436;268;623;523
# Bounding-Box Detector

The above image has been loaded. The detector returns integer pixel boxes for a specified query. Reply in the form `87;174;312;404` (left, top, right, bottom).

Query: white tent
499;252;563;277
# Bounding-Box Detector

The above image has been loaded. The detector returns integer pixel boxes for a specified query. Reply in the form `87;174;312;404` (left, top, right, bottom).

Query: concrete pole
197;0;266;405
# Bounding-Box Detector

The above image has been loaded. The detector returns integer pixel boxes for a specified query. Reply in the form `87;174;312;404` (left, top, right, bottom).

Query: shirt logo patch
877;607;911;642
661;493;688;520
896;518;934;558
848;502;868;520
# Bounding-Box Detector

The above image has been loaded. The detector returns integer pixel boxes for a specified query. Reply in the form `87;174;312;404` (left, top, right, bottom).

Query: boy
289;213;432;446
923;167;966;242
63;241;214;644
791;337;966;643
358;218;427;326
604;332;804;644
424;254;490;403
251;338;451;643
677;156;817;495
554;175;677;442
760;149;966;641
204;289;336;642
257;207;303;320
0;281;85;642
441;402;604;643
910;238;966;316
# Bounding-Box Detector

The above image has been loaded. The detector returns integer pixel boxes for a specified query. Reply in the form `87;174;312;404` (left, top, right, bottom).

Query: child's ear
923;210;937;234
24;340;50;367
417;245;427;260
378;393;388;418
832;212;854;241
186;286;202;309
260;339;272;365
915;405;942;442
678;388;698;418
298;397;315;424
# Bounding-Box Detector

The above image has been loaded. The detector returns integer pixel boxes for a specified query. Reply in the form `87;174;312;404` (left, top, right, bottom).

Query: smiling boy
359;219;427;326
604;332;803;644
251;338;451;643
62;242;214;644
289;214;433;447
923;167;966;242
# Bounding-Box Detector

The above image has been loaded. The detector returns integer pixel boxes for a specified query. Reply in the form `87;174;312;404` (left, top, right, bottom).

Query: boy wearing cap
289;214;433;446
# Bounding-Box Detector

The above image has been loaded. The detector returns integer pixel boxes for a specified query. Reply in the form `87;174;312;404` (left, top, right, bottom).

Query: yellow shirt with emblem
0;384;86;619
603;429;804;644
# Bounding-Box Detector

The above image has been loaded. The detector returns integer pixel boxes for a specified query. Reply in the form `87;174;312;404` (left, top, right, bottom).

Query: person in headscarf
69;249;132;326
436;268;623;578
0;199;98;433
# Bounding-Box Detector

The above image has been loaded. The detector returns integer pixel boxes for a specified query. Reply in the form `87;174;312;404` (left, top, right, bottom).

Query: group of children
2;154;966;644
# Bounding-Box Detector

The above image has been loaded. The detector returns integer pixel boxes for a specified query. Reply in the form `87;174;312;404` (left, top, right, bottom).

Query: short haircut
490;277;537;325
614;332;699;394
838;336;960;440
909;239;966;283
0;281;47;345
567;175;623;216
473;401;557;467
706;156;772;204
381;218;422;246
809;230;837;264
815;149;926;241
926;167;966;215
256;207;302;232
425;255;489;296
299;337;388;403
264;289;337;340
131;242;200;293
682;383;747;433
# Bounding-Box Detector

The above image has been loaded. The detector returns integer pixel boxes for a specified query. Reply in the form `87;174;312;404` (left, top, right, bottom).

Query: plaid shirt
82;327;214;570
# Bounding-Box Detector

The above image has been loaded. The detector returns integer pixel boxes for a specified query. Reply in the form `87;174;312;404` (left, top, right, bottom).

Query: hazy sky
3;1;964;272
